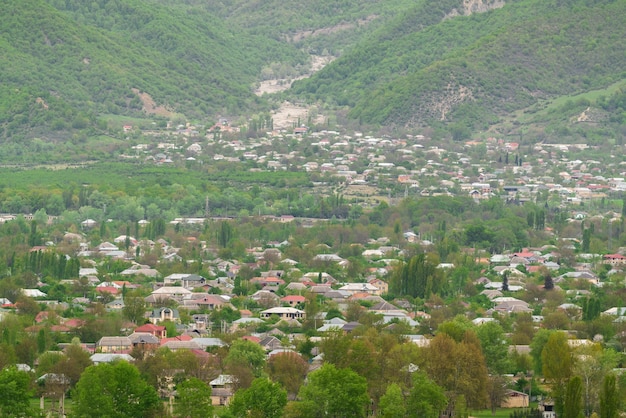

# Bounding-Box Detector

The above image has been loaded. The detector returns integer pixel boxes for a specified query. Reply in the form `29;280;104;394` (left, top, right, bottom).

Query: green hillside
0;0;306;139
2;0;625;141
290;0;626;134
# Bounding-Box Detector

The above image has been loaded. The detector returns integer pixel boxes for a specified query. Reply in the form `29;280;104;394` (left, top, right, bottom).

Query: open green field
471;409;515;418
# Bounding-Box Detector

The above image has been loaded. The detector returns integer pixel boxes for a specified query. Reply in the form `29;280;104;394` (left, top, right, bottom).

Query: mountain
0;0;307;139
290;0;626;136
2;0;625;142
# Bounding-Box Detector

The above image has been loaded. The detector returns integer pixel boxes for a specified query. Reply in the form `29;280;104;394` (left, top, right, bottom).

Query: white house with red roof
603;253;626;266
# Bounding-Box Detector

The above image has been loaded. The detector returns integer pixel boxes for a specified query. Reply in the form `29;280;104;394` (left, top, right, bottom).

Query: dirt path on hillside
255;55;334;129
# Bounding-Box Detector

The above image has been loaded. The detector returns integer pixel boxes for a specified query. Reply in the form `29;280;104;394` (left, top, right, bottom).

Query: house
134;323;167;339
603;253;626;266
338;283;380;295
183;294;229;310
163;273;207;289
149;286;192;302
539;399;556;418
260;307;305;320
259;336;283;352
97;336;132;353
149;307;180;324
91;353;134;365
250;276;285;291
281;295;305;307
128;333;160;351
210;375;234;406
368;278;389;295
501;390;529;408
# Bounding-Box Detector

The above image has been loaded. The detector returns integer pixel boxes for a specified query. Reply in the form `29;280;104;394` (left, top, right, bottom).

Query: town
0;119;625;418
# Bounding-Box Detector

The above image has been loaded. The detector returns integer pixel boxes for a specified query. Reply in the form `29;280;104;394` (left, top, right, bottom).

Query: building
259;307;305;320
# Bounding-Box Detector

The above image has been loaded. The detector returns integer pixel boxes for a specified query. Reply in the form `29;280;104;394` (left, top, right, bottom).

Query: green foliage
563;375;584;418
476;321;510;374
0;366;37;417
390;253;444;299
230;377;287;418
225;339;267;378
599;373;620;418
0;0;305;137
378;383;406;418
293;0;626;132
174;377;213;418
406;372;448;418
542;332;572;381
298;363;369;417
72;361;161;418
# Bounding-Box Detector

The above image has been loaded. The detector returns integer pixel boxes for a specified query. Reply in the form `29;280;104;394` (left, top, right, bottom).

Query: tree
406;372;447;418
573;346;619;417
267;352;308;399
390;253;444;299
0;367;36;417
298;363;369;417
542;332;572;416
72;361;161;418
53;340;93;387
423;332;489;411
378;383;406;418
599;373;620;418
563;376;584;418
229;377;287;418
225;339;267;390
476;321;510;374
174;377;213;418
218;221;233;247
544;273;554;290
122;296;147;324
530;329;554;375
486;375;510;416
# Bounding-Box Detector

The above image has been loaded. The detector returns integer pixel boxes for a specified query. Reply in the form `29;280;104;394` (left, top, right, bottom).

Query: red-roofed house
512;249;538;262
242;335;261;344
604;253;626;266
160;335;193;346
251;276;285;292
96;286;120;295
134;323;167;339
281;295;305;307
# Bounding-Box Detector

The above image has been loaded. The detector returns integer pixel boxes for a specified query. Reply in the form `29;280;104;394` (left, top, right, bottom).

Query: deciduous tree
174;377;213;418
563;375;584;418
406;372;447;418
229;377;287;418
378;383;406;418
298;363;369;417
0;367;36;417
73;361;161;418
267;351;308;399
599;373;620;418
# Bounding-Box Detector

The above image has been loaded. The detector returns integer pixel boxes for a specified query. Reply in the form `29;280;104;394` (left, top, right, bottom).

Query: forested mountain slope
0;0;306;138
2;0;625;140
290;0;626;131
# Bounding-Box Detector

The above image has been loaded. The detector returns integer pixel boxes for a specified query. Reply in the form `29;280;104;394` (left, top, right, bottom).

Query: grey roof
191;337;225;349
162;340;201;350
90;353;134;364
128;333;160;344
97;336;131;346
